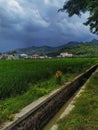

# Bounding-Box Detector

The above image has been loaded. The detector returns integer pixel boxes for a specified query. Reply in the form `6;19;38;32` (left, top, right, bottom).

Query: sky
0;0;98;52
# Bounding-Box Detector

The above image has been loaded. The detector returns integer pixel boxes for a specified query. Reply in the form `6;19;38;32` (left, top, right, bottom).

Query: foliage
7;50;17;55
47;41;98;58
60;41;98;57
59;0;98;34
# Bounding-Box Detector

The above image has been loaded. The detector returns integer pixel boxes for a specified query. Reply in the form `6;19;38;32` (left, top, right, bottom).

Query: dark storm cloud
0;0;97;51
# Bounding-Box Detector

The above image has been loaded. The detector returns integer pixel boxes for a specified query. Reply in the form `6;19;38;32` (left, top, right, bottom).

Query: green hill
60;41;98;57
47;40;98;57
14;46;63;55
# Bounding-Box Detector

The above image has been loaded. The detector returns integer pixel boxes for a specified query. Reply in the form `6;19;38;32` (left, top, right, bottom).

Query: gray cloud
0;0;97;52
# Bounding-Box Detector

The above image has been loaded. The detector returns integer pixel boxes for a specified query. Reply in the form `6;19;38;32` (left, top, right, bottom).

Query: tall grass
0;58;97;99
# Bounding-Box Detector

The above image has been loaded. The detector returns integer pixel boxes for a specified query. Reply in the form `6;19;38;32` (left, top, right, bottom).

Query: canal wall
2;65;98;130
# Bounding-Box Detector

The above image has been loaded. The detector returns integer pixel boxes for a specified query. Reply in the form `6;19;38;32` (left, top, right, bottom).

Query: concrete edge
50;67;98;130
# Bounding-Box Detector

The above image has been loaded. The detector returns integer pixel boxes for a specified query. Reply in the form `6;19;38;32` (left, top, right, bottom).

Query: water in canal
43;93;76;130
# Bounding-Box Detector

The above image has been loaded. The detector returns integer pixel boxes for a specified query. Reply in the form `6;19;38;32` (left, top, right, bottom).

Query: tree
58;0;98;34
8;50;17;55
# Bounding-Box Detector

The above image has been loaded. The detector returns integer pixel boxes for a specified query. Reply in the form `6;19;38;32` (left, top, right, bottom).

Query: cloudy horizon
0;0;98;52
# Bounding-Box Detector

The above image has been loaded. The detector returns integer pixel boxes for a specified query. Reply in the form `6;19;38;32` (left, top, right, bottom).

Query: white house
7;55;15;60
60;52;73;57
39;55;48;59
0;54;15;60
0;54;8;60
14;54;20;60
19;53;28;59
32;54;40;59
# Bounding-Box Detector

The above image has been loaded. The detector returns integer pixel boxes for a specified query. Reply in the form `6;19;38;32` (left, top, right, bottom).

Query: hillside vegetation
60;41;98;57
47;40;98;57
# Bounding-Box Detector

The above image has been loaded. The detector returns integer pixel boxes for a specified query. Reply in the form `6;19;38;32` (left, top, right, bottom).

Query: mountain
13;41;82;55
91;39;98;42
8;39;98;57
47;40;98;57
13;45;63;55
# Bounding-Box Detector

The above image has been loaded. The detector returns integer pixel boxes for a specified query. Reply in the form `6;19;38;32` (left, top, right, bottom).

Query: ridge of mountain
15;45;62;55
9;39;98;57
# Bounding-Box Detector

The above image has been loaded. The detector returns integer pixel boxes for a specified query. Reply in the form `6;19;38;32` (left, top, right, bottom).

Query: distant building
39;56;45;59
14;54;20;60
39;55;48;59
7;55;15;60
32;54;40;59
57;55;61;58
0;54;15;60
0;54;8;60
19;53;28;59
60;52;73;57
31;54;49;59
48;57;52;59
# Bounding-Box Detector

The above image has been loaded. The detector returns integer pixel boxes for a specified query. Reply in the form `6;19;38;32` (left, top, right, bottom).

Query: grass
0;58;98;124
57;68;98;130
